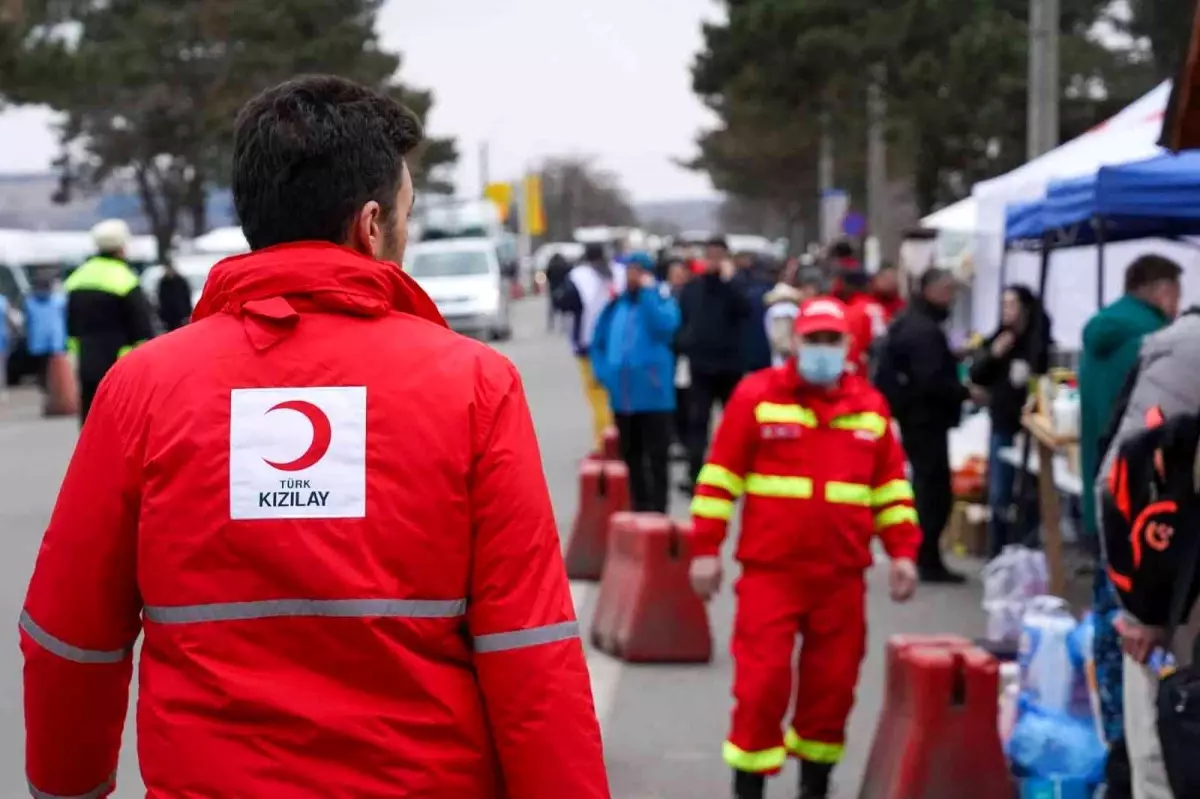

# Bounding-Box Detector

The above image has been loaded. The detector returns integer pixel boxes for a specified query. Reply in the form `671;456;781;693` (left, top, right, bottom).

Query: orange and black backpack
1102;410;1200;627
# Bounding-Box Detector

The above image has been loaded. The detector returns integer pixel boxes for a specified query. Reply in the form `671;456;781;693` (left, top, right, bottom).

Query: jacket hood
192;242;446;351
1083;295;1167;359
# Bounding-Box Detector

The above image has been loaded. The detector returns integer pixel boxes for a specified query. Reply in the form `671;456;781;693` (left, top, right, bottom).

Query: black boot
798;761;833;799
733;769;766;799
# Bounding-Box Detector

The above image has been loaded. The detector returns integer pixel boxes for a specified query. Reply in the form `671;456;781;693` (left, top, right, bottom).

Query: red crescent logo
263;400;333;472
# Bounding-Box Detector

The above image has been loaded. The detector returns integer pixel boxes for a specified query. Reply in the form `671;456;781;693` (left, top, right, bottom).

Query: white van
405;238;512;341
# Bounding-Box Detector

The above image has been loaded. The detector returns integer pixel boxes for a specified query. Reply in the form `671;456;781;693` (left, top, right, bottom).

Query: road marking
570;579;623;731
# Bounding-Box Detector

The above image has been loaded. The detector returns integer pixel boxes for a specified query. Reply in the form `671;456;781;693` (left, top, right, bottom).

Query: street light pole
1028;0;1060;159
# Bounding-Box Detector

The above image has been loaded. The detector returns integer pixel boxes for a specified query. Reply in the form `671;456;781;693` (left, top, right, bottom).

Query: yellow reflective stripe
698;464;744;497
723;740;788;773
691;495;735;521
876;505;919;529
63;257;140;296
871;479;914;507
784;729;844;764
830;412;888;438
825;481;871;506
754;402;817;426
745;474;813;499
116;341;144;359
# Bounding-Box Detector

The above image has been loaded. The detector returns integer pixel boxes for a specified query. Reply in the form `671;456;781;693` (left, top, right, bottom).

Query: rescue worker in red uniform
20;75;609;799
688;297;922;799
871;263;906;323
837;269;888;376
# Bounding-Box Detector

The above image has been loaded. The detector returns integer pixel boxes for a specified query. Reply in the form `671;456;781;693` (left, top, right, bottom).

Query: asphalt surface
0;297;985;798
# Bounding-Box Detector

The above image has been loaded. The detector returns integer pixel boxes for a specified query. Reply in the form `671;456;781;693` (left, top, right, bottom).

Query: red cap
794;296;851;336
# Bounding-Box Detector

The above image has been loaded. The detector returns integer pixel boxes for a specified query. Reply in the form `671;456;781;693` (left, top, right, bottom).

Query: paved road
0;297;983;798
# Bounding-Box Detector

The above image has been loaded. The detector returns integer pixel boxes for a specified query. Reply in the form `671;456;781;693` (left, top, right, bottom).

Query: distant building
0;172;237;232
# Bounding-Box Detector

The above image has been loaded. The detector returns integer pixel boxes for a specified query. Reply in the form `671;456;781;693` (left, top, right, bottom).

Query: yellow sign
524;174;546;237
484;183;512;222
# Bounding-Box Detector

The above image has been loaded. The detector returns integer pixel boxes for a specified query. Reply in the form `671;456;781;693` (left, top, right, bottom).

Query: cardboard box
942;502;988;558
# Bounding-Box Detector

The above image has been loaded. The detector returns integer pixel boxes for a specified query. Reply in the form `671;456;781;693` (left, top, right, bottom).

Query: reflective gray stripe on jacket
1095;313;1200;623
140;598;578;655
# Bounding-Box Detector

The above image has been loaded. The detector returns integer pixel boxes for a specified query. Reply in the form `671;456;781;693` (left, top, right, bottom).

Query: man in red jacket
20;75;609;799
688;297;921;799
835;269;888;376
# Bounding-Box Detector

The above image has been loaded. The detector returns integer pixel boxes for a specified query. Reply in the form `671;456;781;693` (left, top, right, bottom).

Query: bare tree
538;156;638;242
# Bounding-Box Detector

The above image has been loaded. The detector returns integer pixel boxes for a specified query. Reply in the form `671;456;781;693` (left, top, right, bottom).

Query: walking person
156;261;194;331
590;252;681;513
22;266;68;393
667;258;694;457
65;219;156;424
1095;304;1200;799
20;74;608;799
689;297;920;799
556;242;626;452
1078;254;1181;792
967;285;1051;556
544;253;571;332
677;235;749;493
874;268;969;583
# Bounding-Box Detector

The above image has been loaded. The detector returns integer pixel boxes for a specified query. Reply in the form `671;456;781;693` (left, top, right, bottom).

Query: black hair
706;235;728;251
919;267;955;291
232;74;424;250
584;242;606;263
1124;254;1182;294
831;240;855;260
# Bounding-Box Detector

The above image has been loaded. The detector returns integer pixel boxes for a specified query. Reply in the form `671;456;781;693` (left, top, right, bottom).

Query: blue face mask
797;345;847;385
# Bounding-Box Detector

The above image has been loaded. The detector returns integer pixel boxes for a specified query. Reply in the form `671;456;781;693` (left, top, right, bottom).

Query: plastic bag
1008;700;1107;784
983;546;1049;644
1019;596;1078;714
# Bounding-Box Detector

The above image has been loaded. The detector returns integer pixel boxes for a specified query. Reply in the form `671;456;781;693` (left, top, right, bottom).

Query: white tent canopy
921;198;976;232
968;81;1172;345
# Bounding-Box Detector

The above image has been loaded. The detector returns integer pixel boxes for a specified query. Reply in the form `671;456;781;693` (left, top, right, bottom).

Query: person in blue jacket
0;291;9;398
591;251;681;514
23;266;68;390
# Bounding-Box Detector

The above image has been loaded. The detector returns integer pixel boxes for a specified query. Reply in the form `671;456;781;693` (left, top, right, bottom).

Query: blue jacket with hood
590;281;681;414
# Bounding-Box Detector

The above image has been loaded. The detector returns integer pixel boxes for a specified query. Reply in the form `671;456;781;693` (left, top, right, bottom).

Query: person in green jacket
1078;253;1180;789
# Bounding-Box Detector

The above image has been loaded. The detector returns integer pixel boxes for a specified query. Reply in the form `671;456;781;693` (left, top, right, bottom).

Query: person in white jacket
763;268;821;366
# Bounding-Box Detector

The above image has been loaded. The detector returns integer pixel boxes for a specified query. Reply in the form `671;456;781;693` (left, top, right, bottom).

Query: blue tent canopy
1019;151;1200;244
1043;175;1096;233
1004;198;1047;243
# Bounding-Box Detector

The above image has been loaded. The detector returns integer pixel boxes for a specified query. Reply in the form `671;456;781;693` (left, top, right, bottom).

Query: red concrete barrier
43;353;79;417
564;459;630;580
585;426;621;462
590;514;712;663
858;638;1012;799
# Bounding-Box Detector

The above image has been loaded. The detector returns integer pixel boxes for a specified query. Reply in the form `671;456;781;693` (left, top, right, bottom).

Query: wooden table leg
1036;441;1066;597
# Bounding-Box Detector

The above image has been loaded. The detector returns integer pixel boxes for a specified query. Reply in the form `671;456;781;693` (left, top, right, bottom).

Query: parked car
405;238;512;341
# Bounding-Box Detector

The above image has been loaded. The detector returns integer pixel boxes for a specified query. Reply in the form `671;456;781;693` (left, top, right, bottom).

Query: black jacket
879;297;968;431
64;256;156;389
157;271;194;331
677;272;750;375
969;323;1051;436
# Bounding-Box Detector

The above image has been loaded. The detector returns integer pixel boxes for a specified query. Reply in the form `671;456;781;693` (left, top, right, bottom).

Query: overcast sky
0;0;722;201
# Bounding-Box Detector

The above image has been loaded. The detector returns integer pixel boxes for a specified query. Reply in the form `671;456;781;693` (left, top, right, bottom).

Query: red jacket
874;292;906;324
843;293;889;375
689;365;921;574
20;243;609;799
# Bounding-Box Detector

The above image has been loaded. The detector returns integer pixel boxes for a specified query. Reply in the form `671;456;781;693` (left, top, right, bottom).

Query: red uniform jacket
843;293;889;375
20;243;609;799
689;364;922;573
875;293;906;324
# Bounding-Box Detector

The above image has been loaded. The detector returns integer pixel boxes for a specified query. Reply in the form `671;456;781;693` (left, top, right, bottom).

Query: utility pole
818;109;835;245
1027;0;1060;158
479;142;490;196
866;68;887;260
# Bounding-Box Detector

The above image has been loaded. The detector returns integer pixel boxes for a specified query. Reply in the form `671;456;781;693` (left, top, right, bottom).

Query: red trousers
724;569;867;775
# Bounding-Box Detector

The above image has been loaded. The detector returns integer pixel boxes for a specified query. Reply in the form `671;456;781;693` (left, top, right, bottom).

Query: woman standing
968;285;1052;557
